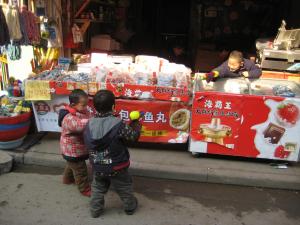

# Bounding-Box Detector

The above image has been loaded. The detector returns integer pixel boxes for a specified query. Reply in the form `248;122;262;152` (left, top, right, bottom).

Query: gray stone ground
4;132;300;190
0;151;12;174
0;165;299;225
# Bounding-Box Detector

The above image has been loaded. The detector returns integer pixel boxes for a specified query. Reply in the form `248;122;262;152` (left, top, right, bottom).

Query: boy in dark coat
202;50;262;82
84;90;141;218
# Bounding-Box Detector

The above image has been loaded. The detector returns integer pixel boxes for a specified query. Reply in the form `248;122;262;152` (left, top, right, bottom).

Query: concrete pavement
0;151;12;174
1;168;300;225
1;133;300;190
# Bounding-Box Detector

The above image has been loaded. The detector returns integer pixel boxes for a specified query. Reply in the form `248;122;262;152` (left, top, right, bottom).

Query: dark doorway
127;0;191;56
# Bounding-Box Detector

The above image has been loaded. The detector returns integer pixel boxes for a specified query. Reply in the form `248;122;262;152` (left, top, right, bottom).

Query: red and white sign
106;83;190;102
115;99;190;143
190;92;244;149
47;80;190;103
32;95;190;143
32;95;69;132
190;92;300;161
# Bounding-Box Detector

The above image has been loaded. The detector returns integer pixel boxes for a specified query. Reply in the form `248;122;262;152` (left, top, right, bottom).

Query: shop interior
71;0;300;71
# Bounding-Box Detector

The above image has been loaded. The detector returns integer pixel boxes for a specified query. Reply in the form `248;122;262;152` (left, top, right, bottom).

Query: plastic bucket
0;136;26;149
0;112;31;145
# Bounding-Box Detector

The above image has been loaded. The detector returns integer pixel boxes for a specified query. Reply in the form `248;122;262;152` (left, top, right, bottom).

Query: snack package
90;66;108;83
174;65;192;89
130;64;154;85
58;57;71;71
105;64;135;84
157;63;177;87
135;55;160;73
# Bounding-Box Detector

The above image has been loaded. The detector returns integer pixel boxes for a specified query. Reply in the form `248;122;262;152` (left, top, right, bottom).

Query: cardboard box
91;35;121;51
111;39;121;50
91;35;113;51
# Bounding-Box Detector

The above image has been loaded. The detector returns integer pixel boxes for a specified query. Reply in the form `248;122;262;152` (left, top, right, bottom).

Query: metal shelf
74;19;114;24
75;0;116;18
90;0;116;7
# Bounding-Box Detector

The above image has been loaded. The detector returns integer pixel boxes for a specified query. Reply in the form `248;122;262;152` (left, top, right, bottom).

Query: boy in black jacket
202;50;262;82
84;90;141;218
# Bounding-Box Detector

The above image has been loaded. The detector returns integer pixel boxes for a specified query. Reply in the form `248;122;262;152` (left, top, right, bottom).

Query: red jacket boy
58;89;93;197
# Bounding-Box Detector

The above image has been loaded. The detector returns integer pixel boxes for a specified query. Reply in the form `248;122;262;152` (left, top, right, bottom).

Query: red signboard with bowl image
115;99;190;143
190;92;300;161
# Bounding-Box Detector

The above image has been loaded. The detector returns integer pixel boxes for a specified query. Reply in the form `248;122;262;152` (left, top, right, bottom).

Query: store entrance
127;0;191;58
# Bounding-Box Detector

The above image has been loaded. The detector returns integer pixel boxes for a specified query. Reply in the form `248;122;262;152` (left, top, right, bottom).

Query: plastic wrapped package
174;64;192;89
29;55;191;88
135;55;160;72
29;68;63;80
159;58;169;70
157;63;177;87
105;64;135;84
272;85;296;97
56;72;89;82
157;72;175;87
90;66;108;83
251;79;300;97
133;72;154;85
130;64;155;85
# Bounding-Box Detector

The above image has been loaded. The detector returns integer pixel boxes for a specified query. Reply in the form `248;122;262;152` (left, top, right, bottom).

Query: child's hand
201;71;219;83
242;71;249;78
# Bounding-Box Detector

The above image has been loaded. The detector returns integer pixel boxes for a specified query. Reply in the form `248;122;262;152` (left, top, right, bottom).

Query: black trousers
90;169;137;213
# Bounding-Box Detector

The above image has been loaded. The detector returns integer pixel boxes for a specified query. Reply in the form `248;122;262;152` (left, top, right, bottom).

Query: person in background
167;42;192;68
84;90;141;218
201;50;261;82
58;89;92;197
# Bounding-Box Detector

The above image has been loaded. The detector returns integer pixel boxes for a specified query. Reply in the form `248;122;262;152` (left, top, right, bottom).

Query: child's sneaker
124;197;138;215
91;209;104;218
81;187;91;197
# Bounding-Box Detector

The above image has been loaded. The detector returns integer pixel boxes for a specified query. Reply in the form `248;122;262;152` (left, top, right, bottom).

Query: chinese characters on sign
197;99;238;118
38;118;58;123
191;93;245;149
119;110;167;123
204;99;232;110
107;84;190;102
25;80;51;101
124;88;144;98
119;110;129;121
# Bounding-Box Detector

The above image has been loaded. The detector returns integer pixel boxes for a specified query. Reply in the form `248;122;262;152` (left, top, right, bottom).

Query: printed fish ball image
169;109;190;131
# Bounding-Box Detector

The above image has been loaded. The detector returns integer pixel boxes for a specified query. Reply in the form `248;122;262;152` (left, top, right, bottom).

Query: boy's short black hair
229;50;243;63
69;89;88;105
93;90;115;113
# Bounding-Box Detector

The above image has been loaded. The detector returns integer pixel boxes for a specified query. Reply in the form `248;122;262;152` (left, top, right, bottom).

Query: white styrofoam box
135;55;160;72
91;53;108;66
108;55;134;64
